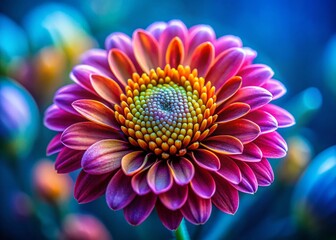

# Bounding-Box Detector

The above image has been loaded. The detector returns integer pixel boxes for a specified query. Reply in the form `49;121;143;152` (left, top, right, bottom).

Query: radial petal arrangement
44;20;295;230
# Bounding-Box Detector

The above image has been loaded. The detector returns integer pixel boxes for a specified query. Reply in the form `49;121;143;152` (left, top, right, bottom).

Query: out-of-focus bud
0;78;39;161
33;160;72;203
278;135;313;184
60;214;112;240
292;146;336;238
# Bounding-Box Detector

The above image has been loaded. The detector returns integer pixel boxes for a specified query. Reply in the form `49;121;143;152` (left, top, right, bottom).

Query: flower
44;20;295;230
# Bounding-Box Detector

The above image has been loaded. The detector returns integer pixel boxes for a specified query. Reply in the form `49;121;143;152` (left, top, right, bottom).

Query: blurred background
1;0;336;239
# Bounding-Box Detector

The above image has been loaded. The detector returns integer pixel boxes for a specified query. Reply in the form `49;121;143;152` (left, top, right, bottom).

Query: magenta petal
232;161;258;194
124;193;157;226
80;49;111;76
261;79;286;100
244;110;278;134
216;76;242;105
212;176;239;214
230;142;263;162
190;166;216;199
147;161;173;194
168;157;195;186
46;133;63;155
156;201;183;230
191;149;220;171
146;22;167;41
131;169;151;195
201;135;243;155
214;35;242;56
74;170;112;203
262;104;295;128
105;32;135;61
248;158;274;186
216;102;250;123
216;155;242;185
190;42;214;77
70;65;101;93
159;183;188;210
82;139;132;175
206;48;245;90
188;25;216;57
254;131;288;158
239;64;274;87
55;147;84;173
44;105;84;131
181;189;212;225
106;169;136;210
242;47;257;66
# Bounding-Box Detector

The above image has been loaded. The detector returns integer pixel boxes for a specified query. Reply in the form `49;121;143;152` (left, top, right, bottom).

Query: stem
174;220;190;240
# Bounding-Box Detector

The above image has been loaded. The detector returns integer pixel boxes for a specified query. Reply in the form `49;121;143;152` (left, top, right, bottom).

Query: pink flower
44;20;295;230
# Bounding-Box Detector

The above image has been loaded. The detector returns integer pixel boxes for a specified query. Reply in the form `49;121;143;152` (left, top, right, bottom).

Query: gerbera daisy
45;20;294;230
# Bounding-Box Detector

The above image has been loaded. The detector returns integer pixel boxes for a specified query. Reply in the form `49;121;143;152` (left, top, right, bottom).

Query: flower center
115;65;218;159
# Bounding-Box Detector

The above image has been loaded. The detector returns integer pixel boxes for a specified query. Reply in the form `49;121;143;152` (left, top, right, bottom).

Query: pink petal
232;161;258;194
121;151;148;176
254;131;288;158
215;119;260;144
147;161;173;194
190;42;215;77
74;170;112;203
181;189;212;225
242;47;257;66
168;157;195;186
261;79;287;100
206;48;245;90
216;76;242;105
80;49;111;76
55;147;84;173
214;35;242;57
61;122;119;151
262;104;295;128
156;201;183;230
226;86;273;110
133;30;160;72
146;22;167;41
190;148;220;171
239;64;274;87
72;99;119;130
46;133;63;155
212;176;239;214
44;104;84;131
230;142;263;162
201;135;243;155
70;65;101;93
244;110;278;134
124;193;157;225
187;25;215;60
216;155;242;184
216;102;250;123
190;166;216;199
82;139;132;175
159;183;188;210
248;158;274;186
90;74;124;105
108;49;136;86
165;37;184;68
106;169;136;210
131;169;151;195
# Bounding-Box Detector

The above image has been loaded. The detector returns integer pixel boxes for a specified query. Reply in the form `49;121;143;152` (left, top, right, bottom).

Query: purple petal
239;64;274;87
230;142;263;162
74;170;112;203
70;65;102;93
55;147;84;173
244;110;278;134
188;25;216;58
156;201;183;230
80;49;111;76
216;155;242;185
242;47;257;66
216;102;250;123
212;176;239;214
254;131;288;158
106;169;136;210
262;104;295;128
168;157;195;185
261;79;286;100
216;76;242;105
214;35;242;57
82;139;132;175
124;193;157;226
146;22;167;41
147;161;173;194
190;166;216;199
159;183;188;210
121;151;148;176
201;135;243;155
232;161;258;194
131;169;151;195
46;133;63;155
248;158;274;186
190;149;220;171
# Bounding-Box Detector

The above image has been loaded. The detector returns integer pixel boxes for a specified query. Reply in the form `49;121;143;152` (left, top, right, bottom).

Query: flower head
45;20;295;230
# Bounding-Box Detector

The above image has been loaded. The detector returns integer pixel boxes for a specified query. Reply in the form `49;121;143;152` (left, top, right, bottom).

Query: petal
70;65;101;93
244;110;278;134
44;104;84;131
232;161;258;194
190;166;216;199
165;37;184;68
55;147;84;173
214;35;242;56
216;76;242;105
239;64;274;87
106;169;136;210
90;74;124;105
168;157;195;186
74;170;112;203
121;151;148;176
212;176;239;214
124;193;157;225
230;142;263;162
147;161;173;194
216;102;250;123
80;49;111;76
188;25;216;57
262;104;295;128
108;49;136;86
146;22;167;41
72;99;119;130
215;119;260;144
61;122;119;151
201;135;243;155
156;201;183;230
226;86;273;110
242;47;257;66
261;79;287;100
190;42;215;77
133;30;160;72
216;155;242;184
159;183;188;210
190;148;220;171
131;169;151;195
181;189;212;225
248;158;274;186
82;139;132;175
206;48;245;90
254;131;288;158
46;133;63;155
